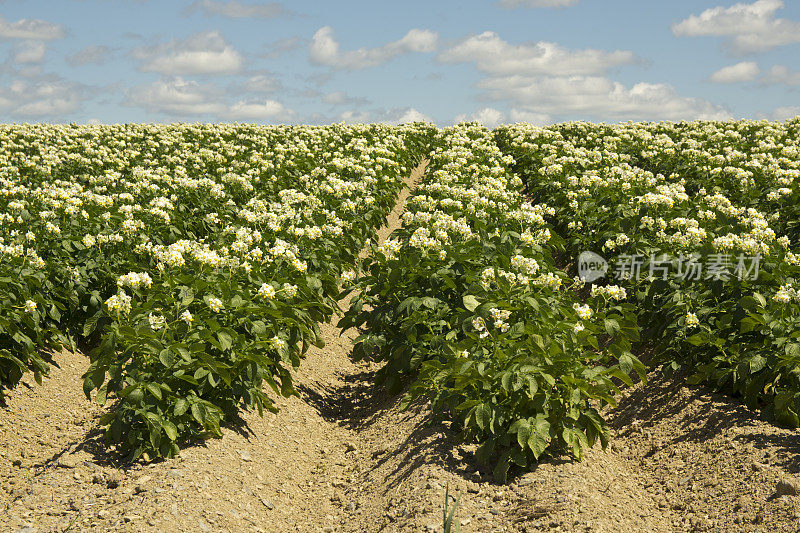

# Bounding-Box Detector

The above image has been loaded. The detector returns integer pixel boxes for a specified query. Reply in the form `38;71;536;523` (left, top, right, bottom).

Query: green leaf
174;398;189;416
475;403;491;432
191;402;205;425
527;377;538;397
786;344;800;359
493;451;511;483
127;388;143;404
749;355;767;374
603;318;620;337
775;391;795;413
739;296;763;312
514;420;531;450
463;295;480;312
528;416;551;459
158;349;174;368
82;310;102;337
146;383;163;401
180;287;195;306
753;292;767;308
162;421;178;441
217;330;233;351
501;372;513;392
685;333;707;346
619;352;633;375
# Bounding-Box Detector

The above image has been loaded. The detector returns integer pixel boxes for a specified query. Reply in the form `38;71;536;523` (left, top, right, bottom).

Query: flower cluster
117;272;153;290
207;297;224;313
258;283;276;299
489;307;512;332
105;292;132;315
590;285;627;301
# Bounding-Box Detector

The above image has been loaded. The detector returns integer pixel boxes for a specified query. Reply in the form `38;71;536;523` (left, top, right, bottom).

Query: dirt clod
776;478;800;497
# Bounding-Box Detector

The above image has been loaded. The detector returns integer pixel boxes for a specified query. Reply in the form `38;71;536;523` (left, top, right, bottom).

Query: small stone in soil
238;450;253;462
105;471;122;489
776;479;800;497
371;445;390;458
261;498;274;510
58;455;80;468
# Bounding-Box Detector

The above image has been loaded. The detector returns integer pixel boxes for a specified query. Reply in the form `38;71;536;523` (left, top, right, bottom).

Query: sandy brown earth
3;160;800;532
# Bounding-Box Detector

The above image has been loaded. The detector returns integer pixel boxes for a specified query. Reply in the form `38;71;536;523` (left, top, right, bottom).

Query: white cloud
13;40;46;64
392;108;433;124
763;65;800;85
0;15;64;40
441;30;723;123
263;36;303;59
227;99;293;121
499;0;578;7
672;0;800;53
134;31;244;75
67;45;113;66
509;108;552;125
333;107;433;124
0;76;85;118
187;0;286;18
321;91;369;106
338;110;372;123
478;75;731;121
771;106;800;120
323;91;348;105
309;26;438;70
238;74;280;94
125;77;226;115
455;107;506;128
439;31;638;76
126;77;294;120
709;61;760;83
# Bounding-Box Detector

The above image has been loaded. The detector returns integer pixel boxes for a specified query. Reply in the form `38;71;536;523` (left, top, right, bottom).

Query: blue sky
0;0;798;125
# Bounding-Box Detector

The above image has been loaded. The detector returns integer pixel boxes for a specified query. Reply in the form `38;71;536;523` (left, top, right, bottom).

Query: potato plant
0;122;436;459
496;119;800;428
344;124;642;481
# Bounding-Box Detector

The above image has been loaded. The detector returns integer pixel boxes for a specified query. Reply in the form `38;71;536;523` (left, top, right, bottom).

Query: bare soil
3;160;800;532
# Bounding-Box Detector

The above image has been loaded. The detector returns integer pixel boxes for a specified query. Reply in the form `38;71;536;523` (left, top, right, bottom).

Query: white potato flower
207;297;223;313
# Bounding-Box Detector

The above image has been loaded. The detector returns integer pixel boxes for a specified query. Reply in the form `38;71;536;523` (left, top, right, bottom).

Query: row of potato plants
342;123;642;481
495;119;800;426
0;122;436;460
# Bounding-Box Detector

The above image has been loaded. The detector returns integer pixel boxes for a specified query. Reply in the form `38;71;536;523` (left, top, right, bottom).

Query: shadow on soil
55;399;261;472
296;362;486;491
607;369;800;473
